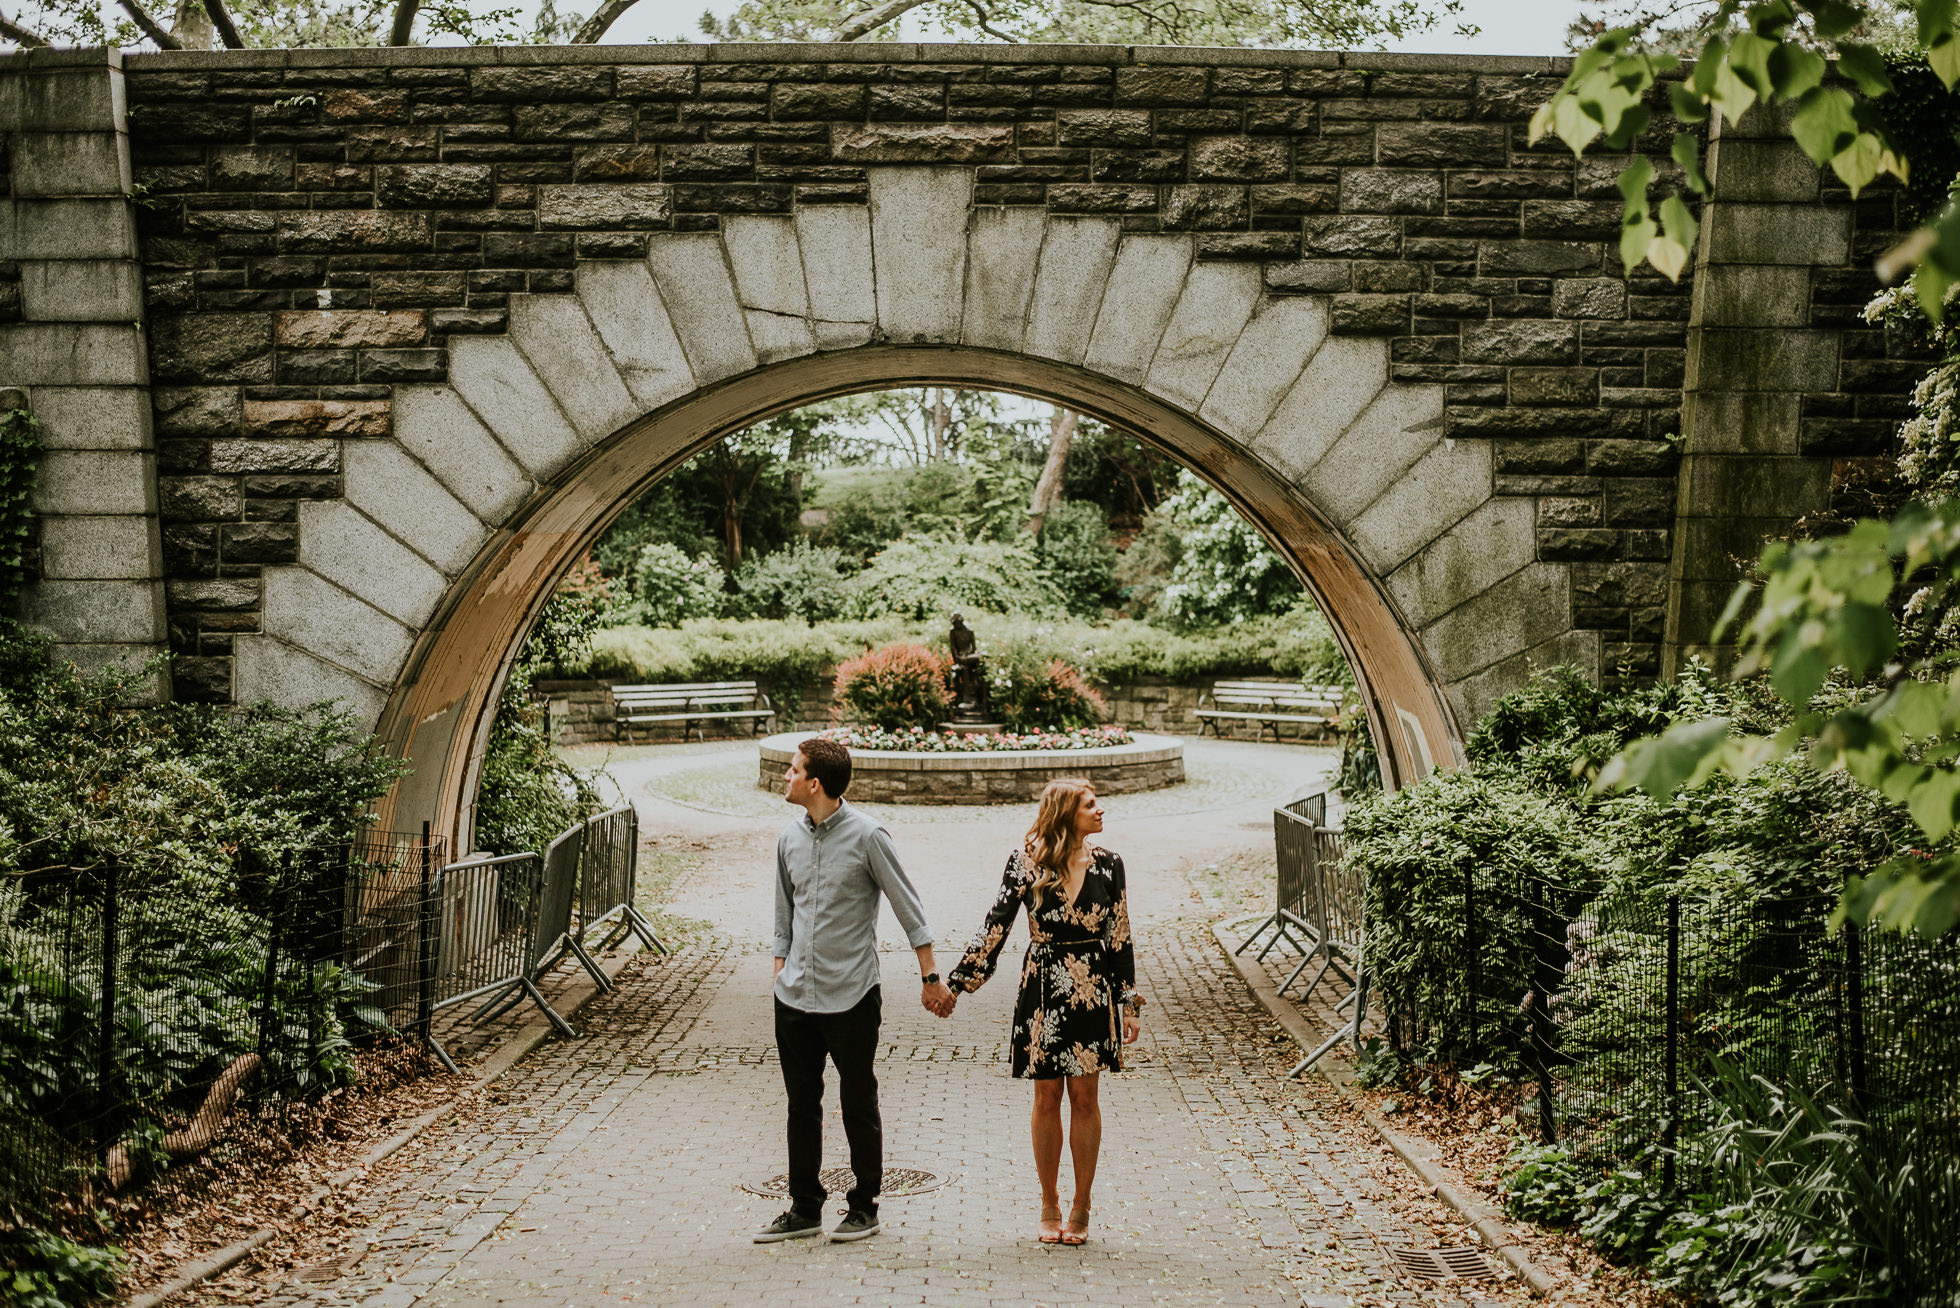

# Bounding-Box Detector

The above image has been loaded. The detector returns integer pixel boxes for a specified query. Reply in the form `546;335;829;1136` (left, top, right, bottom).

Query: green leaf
1606;716;1733;797
1792;86;1860;165
1616;157;1657;271
1768;43;1827;101
1835;43;1896;98
1651;193;1698;280
1933;34;1960;89
1601;103;1652;150
1920;0;1958;51
1671;133;1710;194
1807;0;1863;40
1727;31;1779;97
1670;81;1711;123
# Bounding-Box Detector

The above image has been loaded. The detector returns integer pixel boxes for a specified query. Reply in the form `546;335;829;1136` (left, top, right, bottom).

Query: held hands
922;979;957;1018
1121;1011;1141;1045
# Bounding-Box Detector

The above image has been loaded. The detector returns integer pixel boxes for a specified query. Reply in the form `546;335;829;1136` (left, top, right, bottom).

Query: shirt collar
803;799;850;833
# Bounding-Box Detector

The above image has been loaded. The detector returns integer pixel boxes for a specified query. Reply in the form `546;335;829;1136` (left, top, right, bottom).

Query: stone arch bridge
0;42;1910;844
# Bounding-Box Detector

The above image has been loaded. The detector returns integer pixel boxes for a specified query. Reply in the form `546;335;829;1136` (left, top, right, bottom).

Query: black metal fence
1271;801;1960;1298
0;807;652;1216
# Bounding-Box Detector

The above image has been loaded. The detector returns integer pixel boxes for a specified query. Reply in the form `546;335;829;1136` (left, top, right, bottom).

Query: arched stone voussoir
507;294;641;443
343;439;493;578
961;206;1045;355
446;333;587;481
1445;628;1604;731
1199;295;1331;443
1142;261;1262;416
796;205;876;351
1023;216;1123;369
1246;335;1389;484
1083;233;1193;386
258;564;417;689
646;231;761;384
1348;436;1494;577
295;499;449;631
233;631;391;728
1384;495;1539;635
1419;562;1573;697
1300;382;1448;527
870;167;972;345
722;215;821;365
574;260;696;411
390;385;535;525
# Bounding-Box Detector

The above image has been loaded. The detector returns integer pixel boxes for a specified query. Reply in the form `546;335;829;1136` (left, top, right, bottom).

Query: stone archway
229;169;1555;843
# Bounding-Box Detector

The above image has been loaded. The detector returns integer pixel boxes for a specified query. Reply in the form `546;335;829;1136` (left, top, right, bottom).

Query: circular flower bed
757;728;1182;804
814;725;1134;753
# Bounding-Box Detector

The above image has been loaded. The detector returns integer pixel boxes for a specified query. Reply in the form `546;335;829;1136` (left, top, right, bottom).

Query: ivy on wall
0;408;42;611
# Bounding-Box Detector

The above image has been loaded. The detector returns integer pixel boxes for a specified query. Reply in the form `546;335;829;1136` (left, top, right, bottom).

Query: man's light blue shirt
774;800;933;1014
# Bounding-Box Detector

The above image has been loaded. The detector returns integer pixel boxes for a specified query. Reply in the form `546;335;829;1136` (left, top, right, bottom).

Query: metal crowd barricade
423;852;577;1072
1251;793;1369;1076
480;823;614;1032
1239;792;1326;962
575;804;666;954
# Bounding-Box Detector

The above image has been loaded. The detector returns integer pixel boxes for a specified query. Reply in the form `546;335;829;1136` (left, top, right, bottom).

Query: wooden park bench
1193;680;1345;742
610;681;777;743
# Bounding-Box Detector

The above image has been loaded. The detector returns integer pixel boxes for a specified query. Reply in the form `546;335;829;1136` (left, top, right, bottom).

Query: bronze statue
948;612;990;720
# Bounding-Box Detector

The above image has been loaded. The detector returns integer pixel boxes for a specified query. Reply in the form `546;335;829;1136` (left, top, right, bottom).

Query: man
755;736;956;1244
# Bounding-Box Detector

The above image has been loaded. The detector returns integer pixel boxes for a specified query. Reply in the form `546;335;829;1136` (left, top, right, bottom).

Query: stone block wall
0;43;1920;715
0;49;171;692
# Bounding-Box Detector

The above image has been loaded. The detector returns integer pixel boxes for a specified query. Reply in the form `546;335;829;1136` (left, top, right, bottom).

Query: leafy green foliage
833;644;952;731
728;539;852;623
0;1227;123;1308
982;644;1107;732
626;542;725;629
1502;1141;1597;1226
1143;472;1303;629
1599;500;1960;935
579;611;1348;698
841;538;1067;621
1034;500;1122;618
1345;771;1602;1067
0;410;41;612
1539;4;1960;317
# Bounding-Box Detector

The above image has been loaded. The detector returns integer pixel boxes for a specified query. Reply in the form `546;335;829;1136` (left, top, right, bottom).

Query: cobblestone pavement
223;743;1552;1307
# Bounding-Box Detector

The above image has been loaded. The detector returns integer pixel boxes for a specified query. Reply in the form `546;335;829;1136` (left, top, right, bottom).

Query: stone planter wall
540;671;1333;746
756;731;1185;805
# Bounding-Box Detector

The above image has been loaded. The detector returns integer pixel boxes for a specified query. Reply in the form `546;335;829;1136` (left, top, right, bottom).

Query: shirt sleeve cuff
905;925;934;949
771;938;793;957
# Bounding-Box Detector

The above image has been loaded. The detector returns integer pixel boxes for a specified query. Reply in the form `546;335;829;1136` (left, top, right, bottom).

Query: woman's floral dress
947;846;1144;1079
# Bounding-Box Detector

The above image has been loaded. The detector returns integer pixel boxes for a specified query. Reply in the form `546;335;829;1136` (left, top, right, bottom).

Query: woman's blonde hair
1024;778;1096;905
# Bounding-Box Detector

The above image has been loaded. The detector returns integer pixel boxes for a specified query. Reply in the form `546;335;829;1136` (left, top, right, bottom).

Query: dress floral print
947;847;1144;1079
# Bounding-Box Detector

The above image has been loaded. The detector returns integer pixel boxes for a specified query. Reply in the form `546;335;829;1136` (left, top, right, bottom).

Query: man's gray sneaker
753;1210;823;1243
829;1208;881;1242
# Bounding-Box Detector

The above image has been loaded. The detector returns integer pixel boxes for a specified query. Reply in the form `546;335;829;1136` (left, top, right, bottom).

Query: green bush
0;1228;123;1308
729;539;852;622
1501;1141;1596;1227
1146;471;1302;629
628;541;725;627
841;538;1066;620
985;642;1106;731
834;644;952;730
1036;499;1121;617
1344;770;1601;1068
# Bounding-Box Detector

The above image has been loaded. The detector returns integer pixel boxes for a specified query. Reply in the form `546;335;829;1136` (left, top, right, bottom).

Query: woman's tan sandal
1038;1202;1063;1243
1060;1205;1090;1245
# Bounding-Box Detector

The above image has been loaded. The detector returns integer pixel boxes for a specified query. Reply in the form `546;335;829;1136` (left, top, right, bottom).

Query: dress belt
1031;936;1102;950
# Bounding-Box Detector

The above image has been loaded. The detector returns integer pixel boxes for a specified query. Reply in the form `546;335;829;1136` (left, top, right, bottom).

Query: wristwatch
921;972;940;985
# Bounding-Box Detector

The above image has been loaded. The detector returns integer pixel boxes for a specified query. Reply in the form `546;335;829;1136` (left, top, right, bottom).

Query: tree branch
0;10;49;45
118;0;182;48
573;0;640;43
961;0;1016;42
203;0;244;47
387;0;419;45
835;0;929;41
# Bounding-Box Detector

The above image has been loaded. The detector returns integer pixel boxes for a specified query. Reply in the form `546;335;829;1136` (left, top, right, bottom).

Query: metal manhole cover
742;1166;952;1198
1392;1246;1494;1280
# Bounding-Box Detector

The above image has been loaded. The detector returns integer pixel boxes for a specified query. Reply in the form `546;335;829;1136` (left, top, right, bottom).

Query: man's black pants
774;985;881;1217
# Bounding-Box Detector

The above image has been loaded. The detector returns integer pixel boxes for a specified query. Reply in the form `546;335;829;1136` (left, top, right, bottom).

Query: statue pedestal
938;719;1004;735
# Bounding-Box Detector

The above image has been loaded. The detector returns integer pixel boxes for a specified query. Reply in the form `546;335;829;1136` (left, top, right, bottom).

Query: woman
943;779;1145;1246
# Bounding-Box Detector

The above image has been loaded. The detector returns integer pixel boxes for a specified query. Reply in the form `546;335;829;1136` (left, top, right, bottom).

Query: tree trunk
929;388;952;461
1027;407;1079;535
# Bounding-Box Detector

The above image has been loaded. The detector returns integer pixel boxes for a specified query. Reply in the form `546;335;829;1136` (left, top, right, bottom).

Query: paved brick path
230;743;1539;1307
